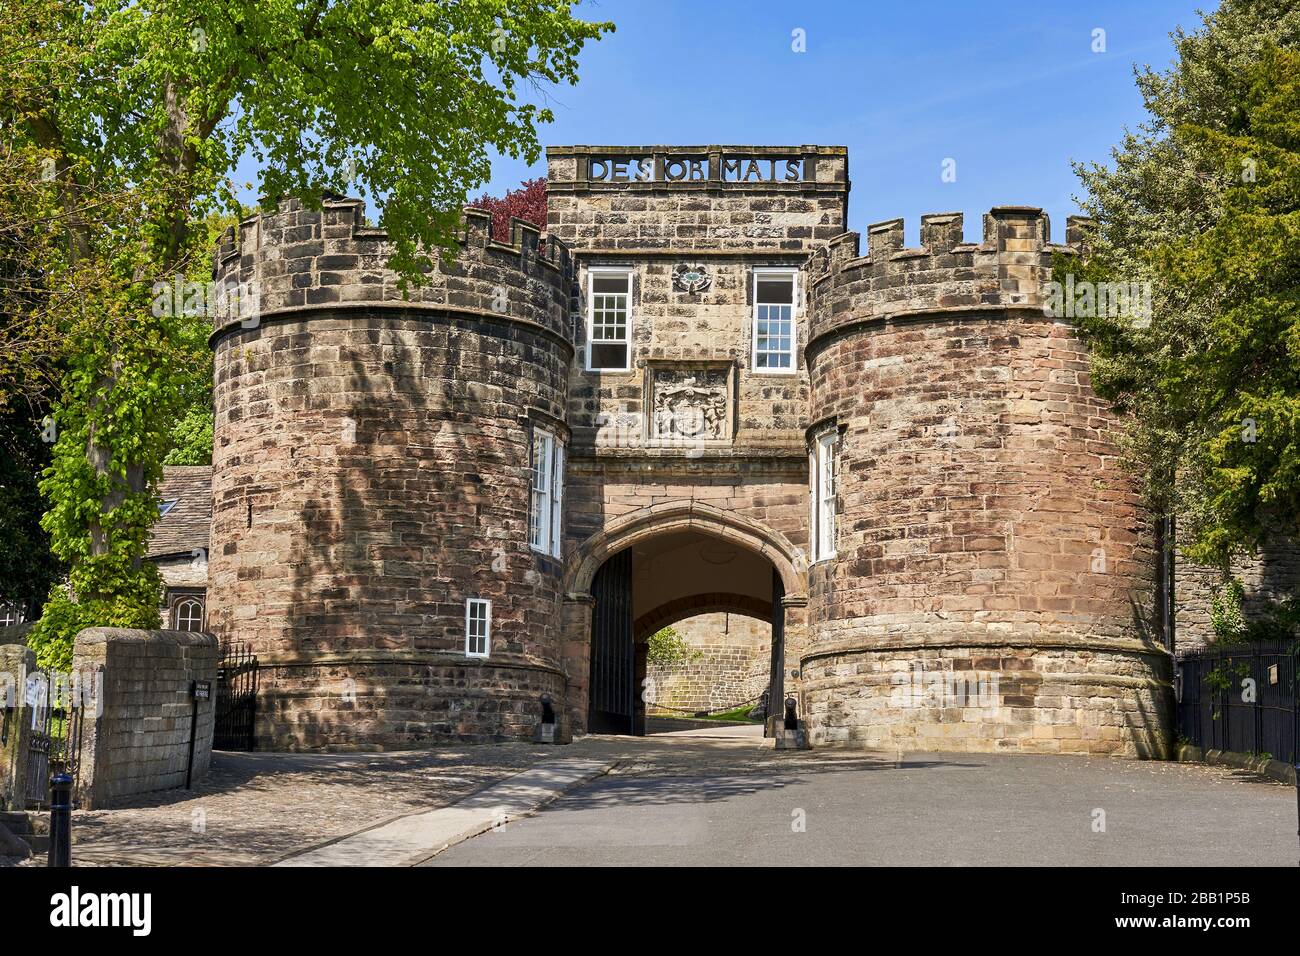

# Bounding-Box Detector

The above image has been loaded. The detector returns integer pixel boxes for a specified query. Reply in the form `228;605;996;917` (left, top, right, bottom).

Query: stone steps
0;810;54;855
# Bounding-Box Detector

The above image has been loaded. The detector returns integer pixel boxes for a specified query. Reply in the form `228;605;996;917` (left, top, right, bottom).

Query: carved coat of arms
652;371;728;441
672;262;712;294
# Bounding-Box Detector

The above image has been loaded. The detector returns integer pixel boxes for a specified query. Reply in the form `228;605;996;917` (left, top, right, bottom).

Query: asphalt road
425;732;1297;866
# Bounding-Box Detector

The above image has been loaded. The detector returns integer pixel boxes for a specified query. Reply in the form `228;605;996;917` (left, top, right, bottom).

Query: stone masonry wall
1175;533;1300;652
549;146;847;451
549;147;842;733
0;642;35;810
645;612;769;713
73;627;219;809
207;198;574;749
800;209;1173;756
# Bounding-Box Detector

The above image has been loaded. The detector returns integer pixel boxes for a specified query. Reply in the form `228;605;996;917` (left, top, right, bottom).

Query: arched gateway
205;144;1173;756
562;503;808;735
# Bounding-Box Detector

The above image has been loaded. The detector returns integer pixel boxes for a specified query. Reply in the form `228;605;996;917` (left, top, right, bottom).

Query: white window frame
529;427;565;558
810;431;838;562
585;267;633;372
174;597;204;632
752;268;798;375
0;603;25;627
465;598;491;658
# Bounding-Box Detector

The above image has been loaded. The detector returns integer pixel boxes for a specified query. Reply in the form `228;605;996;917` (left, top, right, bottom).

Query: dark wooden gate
588;548;635;734
767;568;785;734
214;642;258;751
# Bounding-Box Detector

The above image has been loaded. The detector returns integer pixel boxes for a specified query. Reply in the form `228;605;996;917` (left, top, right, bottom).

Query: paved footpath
57;744;562;866
429;728;1299;867
27;724;1297;867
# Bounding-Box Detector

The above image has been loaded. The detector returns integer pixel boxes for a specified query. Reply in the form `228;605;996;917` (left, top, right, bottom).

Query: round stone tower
207;197;573;750
800;207;1172;757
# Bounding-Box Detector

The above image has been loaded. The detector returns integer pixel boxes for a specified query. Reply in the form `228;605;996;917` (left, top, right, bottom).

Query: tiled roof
148;465;212;558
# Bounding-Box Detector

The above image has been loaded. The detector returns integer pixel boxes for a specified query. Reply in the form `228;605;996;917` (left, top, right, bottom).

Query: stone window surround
165;587;206;632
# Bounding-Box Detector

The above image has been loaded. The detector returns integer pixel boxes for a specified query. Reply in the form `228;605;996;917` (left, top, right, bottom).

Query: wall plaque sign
672;263;712;294
587;155;805;183
647;362;733;444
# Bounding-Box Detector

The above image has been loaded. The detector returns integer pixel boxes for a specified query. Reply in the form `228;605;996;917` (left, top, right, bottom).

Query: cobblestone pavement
45;743;560;866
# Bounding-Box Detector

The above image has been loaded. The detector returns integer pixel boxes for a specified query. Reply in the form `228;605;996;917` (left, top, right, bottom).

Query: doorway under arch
575;510;804;736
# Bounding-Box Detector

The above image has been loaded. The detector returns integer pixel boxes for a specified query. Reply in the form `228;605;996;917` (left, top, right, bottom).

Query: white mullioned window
529;427;565;558
465;598;491;658
587;268;633;371
753;268;797;373
174;598;204;632
810;431;838;562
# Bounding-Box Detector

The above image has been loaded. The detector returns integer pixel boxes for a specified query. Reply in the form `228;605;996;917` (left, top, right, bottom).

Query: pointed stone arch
564;501;808;601
560;502;809;736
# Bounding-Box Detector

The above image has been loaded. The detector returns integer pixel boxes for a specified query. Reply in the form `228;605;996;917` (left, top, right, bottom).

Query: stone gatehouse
204;145;1174;755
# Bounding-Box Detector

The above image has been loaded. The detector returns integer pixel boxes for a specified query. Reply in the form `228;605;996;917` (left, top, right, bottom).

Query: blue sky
471;0;1208;245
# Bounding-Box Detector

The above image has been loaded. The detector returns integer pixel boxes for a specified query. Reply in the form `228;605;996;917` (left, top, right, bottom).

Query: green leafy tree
1066;0;1300;567
0;404;62;618
646;626;702;667
1155;44;1300;563
1;0;610;666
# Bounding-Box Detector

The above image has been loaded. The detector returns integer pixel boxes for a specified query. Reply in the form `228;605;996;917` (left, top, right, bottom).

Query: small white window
465;598;491;658
159;499;179;517
753;269;797;373
586;269;633;371
810;431;838;562
529;427;564;558
0;603;25;627
174;598;204;632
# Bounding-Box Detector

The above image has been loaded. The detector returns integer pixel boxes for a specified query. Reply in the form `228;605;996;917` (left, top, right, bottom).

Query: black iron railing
26;670;85;808
1177;640;1299;763
214;642;258;750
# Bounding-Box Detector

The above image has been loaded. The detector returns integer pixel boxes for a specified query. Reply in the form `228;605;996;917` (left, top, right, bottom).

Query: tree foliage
1;0;610;666
469;176;547;241
1067;0;1300;567
646;626;702;667
0;403;62;617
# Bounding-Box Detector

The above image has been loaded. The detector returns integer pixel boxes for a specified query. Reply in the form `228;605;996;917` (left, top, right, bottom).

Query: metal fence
25;670;86;808
1177;640;1298;764
214;642;258;751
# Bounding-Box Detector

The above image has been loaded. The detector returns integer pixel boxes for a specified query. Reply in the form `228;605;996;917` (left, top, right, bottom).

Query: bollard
534;693;558;744
48;772;72;867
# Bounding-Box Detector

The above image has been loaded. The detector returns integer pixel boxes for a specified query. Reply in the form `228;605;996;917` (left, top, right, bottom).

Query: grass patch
649;705;762;723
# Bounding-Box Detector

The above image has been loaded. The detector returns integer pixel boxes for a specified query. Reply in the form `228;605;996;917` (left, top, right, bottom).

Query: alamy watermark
1041;273;1152;326
890;661;1000;712
151;275;261;328
1;665;104;720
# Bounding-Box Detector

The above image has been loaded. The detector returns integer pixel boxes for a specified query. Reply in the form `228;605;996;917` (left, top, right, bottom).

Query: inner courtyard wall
645;612;771;714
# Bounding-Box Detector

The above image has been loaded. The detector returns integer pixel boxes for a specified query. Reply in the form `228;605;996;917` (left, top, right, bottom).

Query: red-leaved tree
469;177;547;241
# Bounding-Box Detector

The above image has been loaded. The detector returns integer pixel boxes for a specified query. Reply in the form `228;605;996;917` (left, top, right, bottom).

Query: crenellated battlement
211;195;573;344
805;206;1092;347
